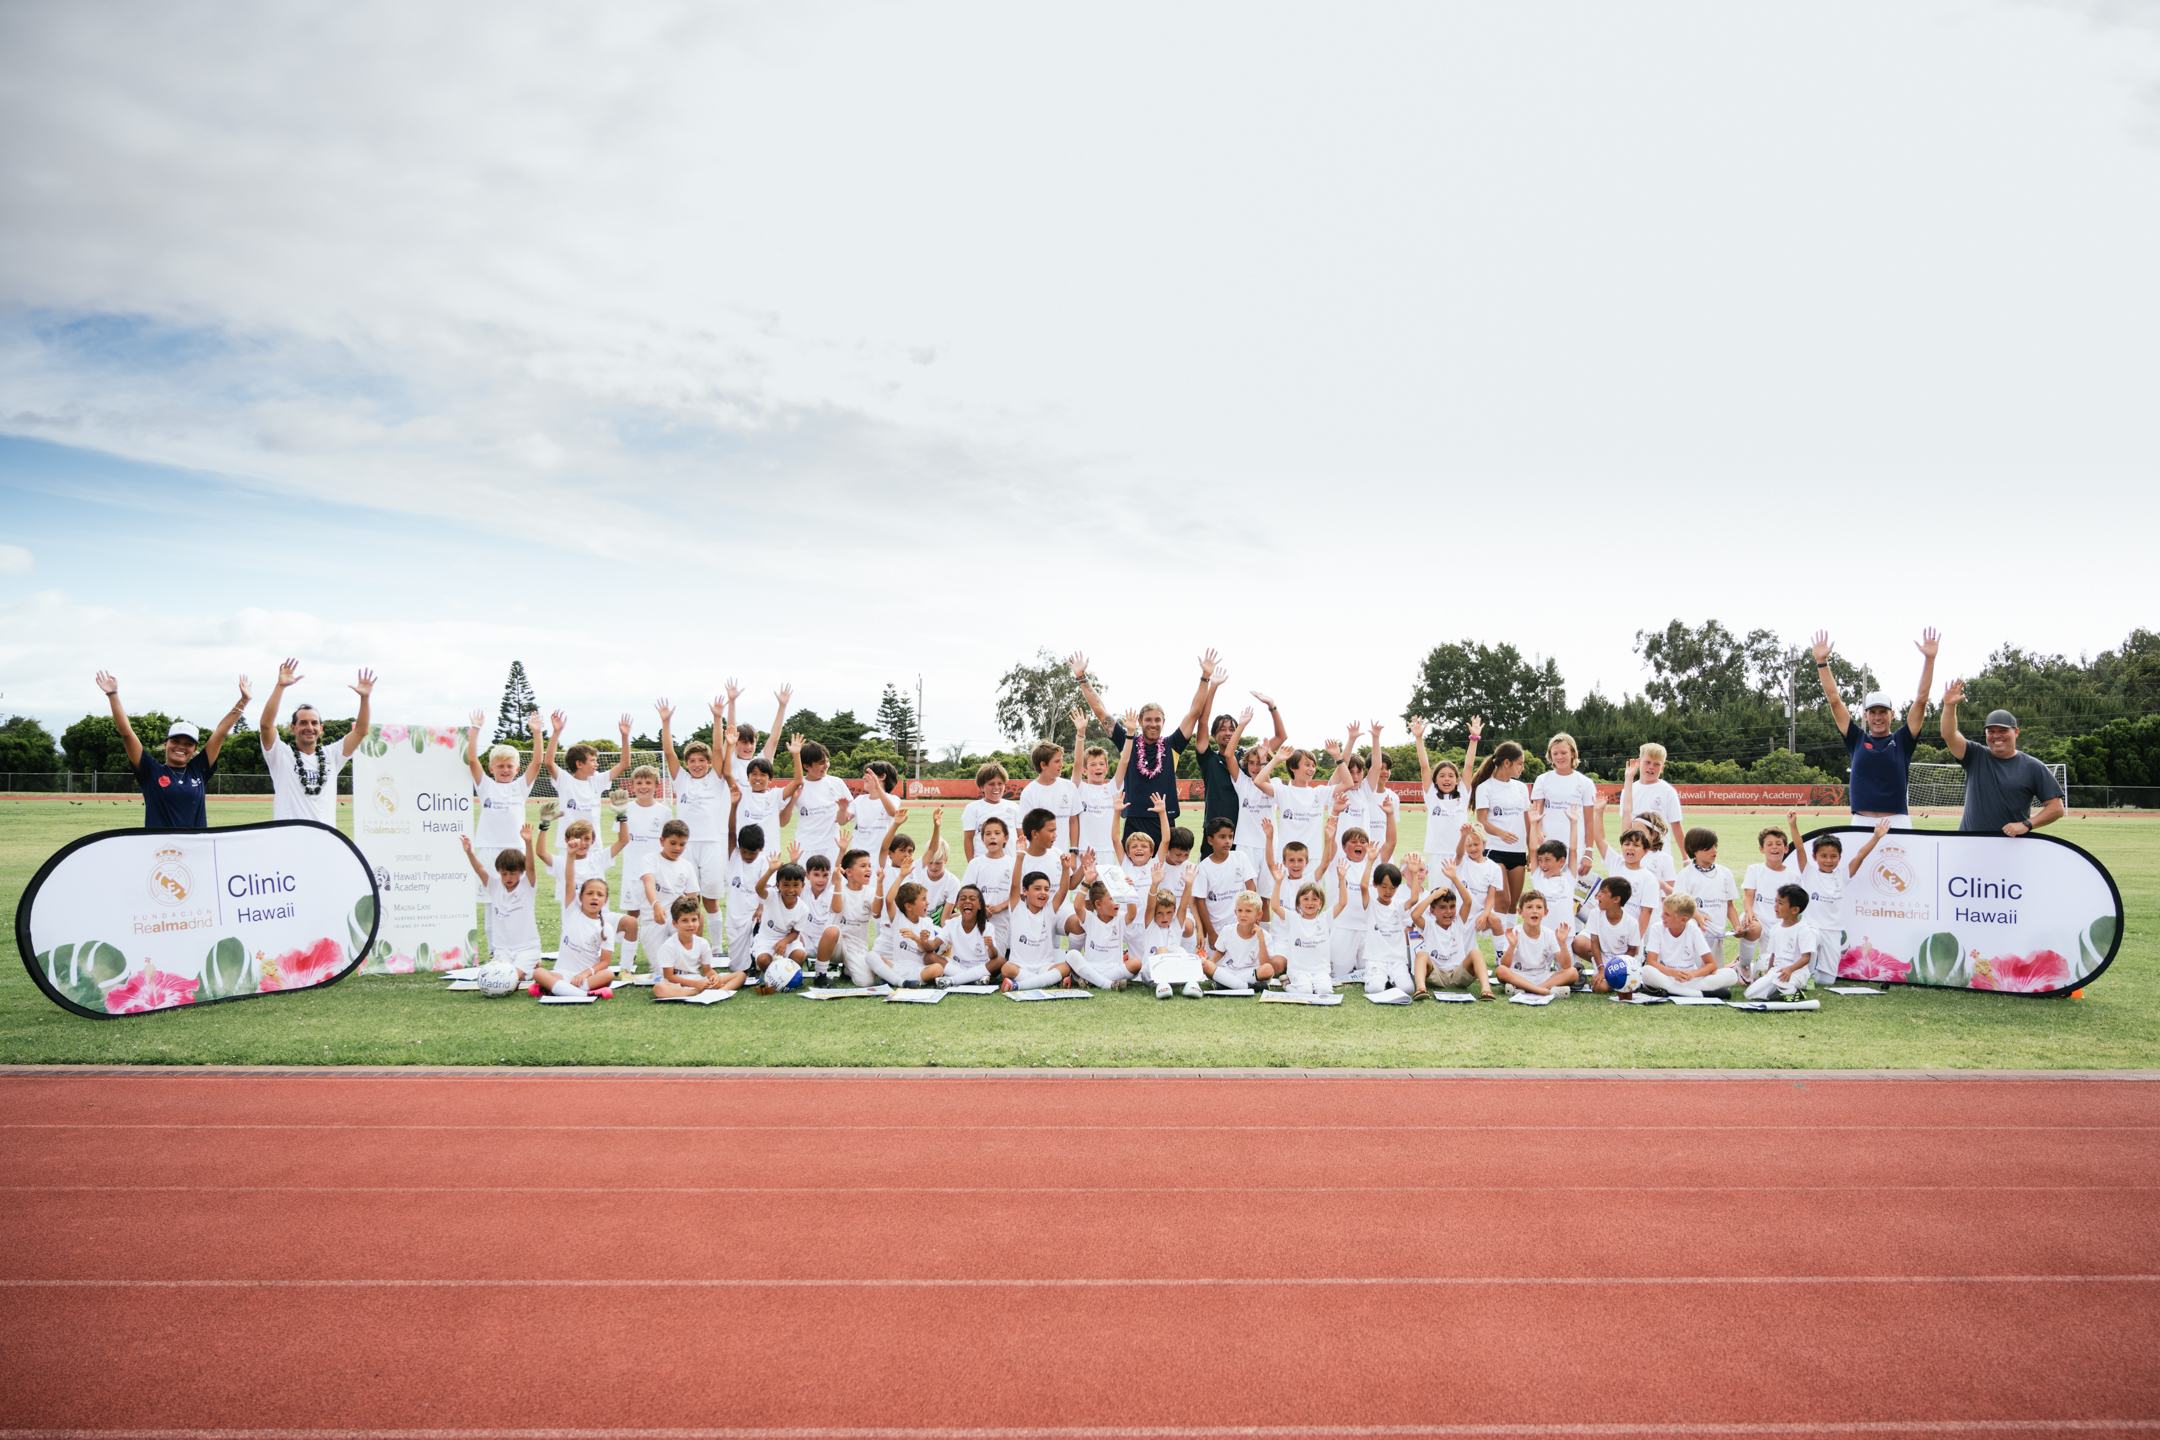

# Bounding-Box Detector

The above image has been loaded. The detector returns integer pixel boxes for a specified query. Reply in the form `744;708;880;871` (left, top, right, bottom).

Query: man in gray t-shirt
1938;682;2066;835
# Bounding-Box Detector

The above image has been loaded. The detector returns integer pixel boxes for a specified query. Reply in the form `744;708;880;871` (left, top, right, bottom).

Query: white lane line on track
6;1123;2154;1132
4;1420;2159;1437
4;1275;2155;1290
3;1185;2149;1195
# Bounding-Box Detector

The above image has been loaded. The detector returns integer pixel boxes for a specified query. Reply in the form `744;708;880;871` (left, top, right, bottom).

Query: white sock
1017;968;1059;991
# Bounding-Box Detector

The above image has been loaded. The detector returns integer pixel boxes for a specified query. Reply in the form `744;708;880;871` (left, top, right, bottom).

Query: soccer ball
1603;957;1631;991
476;960;522;998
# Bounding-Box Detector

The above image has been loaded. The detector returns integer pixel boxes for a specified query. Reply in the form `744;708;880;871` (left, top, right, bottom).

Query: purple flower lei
1135;734;1167;779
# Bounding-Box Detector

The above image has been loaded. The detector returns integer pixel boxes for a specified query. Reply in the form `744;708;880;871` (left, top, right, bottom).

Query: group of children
452;690;1881;1006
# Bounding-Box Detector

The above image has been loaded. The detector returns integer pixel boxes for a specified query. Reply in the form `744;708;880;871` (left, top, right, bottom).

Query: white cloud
0;543;31;573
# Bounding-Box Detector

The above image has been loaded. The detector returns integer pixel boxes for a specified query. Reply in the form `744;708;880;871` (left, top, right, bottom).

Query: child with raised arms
1453;826;1507;946
1640;894;1741;998
544;710;631;849
466;708;548;865
1804;819;1890;986
962;763;1022;862
1269;748;1334;871
535;818;625;915
1494;892;1576;999
1743;884;1817;1001
615;763;674;897
1142;865;1202;998
961;815;1018;955
1531;731;1598;875
1268;857;1337;998
937;884;1001;987
815;848;881;988
873;879;947;988
1261;815;1336;923
847;762;904;869
1357;850;1422;1003
658;700;740;918
1471;740;1532;922
721;682;789;792
779;734;852;867
536;875;636;997
1193;816;1257;952
1203;891;1276;993
1230;709;1282;872
1072;708;1131;860
1621;746;1686;842
463;825;543;977
750;846;810;990
999;853;1075;991
1601;824;1665;938
1526;841;1579;949
1324;820;1393;984
1410;715;1481;865
1674;827;1741;962
1412;862;1488;999
655;896;745;999
912;816;960;923
1576;877;1643;996
1063;854;1142;991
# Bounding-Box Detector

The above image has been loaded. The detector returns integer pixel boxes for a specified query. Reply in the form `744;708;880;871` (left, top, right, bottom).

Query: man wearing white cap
1809;628;1939;827
94;670;250;830
258;657;377;827
1938;681;2066;836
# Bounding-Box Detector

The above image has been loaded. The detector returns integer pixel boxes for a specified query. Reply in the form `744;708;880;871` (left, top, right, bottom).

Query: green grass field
2;796;2152;1069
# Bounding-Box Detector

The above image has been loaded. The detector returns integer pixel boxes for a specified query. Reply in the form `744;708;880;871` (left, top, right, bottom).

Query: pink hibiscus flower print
1840;939;1912;984
429;728;459;748
104;964;200;1014
384;952;416;974
380;724;409;746
1971;949;2072;994
258;937;346;992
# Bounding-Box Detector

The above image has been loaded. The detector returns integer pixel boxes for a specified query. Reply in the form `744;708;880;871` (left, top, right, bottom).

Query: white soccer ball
476;960;522;998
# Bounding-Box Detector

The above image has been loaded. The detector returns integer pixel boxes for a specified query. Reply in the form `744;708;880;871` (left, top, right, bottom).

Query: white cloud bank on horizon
0;0;2155;748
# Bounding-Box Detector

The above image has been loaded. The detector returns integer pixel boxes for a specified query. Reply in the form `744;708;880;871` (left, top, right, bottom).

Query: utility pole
915;672;924;782
1786;654;1798;755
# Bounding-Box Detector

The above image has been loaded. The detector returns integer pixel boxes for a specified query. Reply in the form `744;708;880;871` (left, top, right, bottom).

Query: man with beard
258;657;377;827
1072;649;1213;852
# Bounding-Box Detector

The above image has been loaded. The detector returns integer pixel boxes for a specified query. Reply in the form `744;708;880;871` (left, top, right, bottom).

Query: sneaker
1156;982;1173;999
1111;978;1127;991
1183;981;1205;999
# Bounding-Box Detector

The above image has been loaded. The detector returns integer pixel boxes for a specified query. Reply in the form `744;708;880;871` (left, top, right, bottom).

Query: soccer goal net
1908;761;2068;813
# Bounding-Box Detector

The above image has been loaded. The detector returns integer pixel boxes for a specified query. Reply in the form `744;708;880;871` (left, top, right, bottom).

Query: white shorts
833;931;874;988
723;914;758;970
1068;953;1129;989
1364;956;1412;994
1283;970;1333;997
686;842;727;899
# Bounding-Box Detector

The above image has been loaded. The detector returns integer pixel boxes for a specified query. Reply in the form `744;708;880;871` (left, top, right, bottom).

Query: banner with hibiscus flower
16;821;381;1019
1811;826;2123;998
350;723;481;974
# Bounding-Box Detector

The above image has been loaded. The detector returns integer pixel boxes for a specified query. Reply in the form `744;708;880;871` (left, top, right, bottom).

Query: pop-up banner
1807;827;2122;996
350;724;479;973
17;821;379;1019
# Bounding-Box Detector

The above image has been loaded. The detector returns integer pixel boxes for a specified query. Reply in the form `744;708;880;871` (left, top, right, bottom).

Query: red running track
1;1072;2156;1439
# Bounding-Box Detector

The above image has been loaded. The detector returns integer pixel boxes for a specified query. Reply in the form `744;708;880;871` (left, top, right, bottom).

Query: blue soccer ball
1604;957;1631;990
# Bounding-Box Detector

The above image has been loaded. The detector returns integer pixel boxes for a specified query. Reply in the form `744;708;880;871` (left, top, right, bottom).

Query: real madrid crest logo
146;846;193;907
372;776;401;814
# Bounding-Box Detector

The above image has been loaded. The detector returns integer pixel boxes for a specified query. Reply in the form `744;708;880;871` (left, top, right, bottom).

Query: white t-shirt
670;769;727;844
475;774;532;852
1269;866;1321;922
1581;907;1640;985
1364;889;1412;959
1473;777;1531;854
1531;770;1597;855
558;905;623;974
941;915;998;970
728;751;757;792
1506;926;1565;983
1272;783;1333;863
1013;847;1065;895
1324;855;1372;928
1647;849;1678;884
620;799;672;850
1627;778;1686;832
1195;852;1256;935
550;769;605;833
1214;924;1263;972
1527;870;1575;931
1006;899;1060;973
643;853;700;923
788;774;852;861
658;932;714;977
962;797;1023;853
732;788;781;850
913;868;961;922
264;737;350;826
1602;849;1663;931
1018;777;1082;847
483;873;541;959
1419;912;1473;971
961;854;1017;920
849;794;898;862
1337;784;1381;845
1076;780;1119;858
1675;864;1741;936
1452;856;1504;919
754;894;812;956
1760;920;1819;980
1231;770;1276;858
1424;782;1471;859
1645;919;1713;971
551;846;609;910
1801;864;1846;935
1275;911;1332;976
1743;861;1800;926
830;882;876;943
1078;909;1127;972
722;856;762;937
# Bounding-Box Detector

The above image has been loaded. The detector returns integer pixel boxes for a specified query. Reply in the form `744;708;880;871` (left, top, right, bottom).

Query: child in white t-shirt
1263;824;1333;925
938;884;1002;987
1063;865;1141;990
1527;842;1578;934
1470;741;1533;917
539;874;636;997
962;763;1024;863
659;701;737;912
1530;733;1598;866
1193;817;1257;951
720;821;770;973
1073;711;1131;860
1019;737;1083;851
1494;892;1574;998
536;818;624;914
1803;818;1890;985
1640;894;1742;998
655;896;745;999
542;709;630;850
1232;731;1281;873
779;735;853;867
1577;877;1644;995
873;877;947;988
1602;825;1666;939
462;826;542;977
1357;851;1420;1003
1451;826;1506;941
616;764;674;897
1673;826;1742;961
816;847;882;987
961;815;1019;955
1621;745;1687;839
749;851;811;991
1744;883;1819;1001
1738;816;1804;978
1410;715;1480;866
999;859;1074;991
1203;891;1276;993
1411;862;1487;998
846;762;904;871
913;821;961;924
466;709;547;860
638;821;702;972
1269;861;1336;998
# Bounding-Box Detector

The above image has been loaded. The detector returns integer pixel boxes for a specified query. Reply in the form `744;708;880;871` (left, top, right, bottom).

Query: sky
1;0;2154;756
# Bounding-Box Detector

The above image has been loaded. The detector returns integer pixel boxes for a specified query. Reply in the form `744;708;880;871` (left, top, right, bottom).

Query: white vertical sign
350;724;478;973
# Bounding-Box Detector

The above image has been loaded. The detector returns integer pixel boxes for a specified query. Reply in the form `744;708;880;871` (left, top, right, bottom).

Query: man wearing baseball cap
1809;627;1940;827
94;670;251;830
1939;680;2066;836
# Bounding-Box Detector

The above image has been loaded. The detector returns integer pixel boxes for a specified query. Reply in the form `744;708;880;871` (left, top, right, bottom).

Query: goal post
1907;761;2067;814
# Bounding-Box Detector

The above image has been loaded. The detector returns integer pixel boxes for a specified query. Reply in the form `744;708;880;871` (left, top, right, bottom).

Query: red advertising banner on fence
868;778;1845;806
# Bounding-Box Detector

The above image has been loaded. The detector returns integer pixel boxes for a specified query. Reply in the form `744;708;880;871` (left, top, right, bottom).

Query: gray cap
1861;691;1895;712
1984;709;2018;729
165;721;200;742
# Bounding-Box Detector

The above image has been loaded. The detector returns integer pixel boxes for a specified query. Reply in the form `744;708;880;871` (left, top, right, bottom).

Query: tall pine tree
494;661;539;744
875;684;920;768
